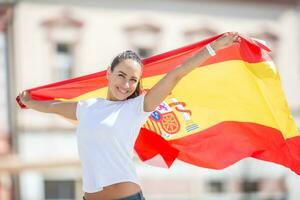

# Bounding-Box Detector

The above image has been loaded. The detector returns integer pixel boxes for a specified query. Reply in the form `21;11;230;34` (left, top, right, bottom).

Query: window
42;10;83;81
137;47;152;58
208;180;224;193
55;43;73;81
242;179;259;193
45;180;75;200
124;22;161;58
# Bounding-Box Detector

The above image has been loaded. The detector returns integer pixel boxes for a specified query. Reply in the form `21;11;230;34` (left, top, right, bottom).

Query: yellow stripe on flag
141;60;298;140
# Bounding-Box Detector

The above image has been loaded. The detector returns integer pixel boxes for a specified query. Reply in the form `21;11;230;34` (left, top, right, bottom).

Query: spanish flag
17;33;300;174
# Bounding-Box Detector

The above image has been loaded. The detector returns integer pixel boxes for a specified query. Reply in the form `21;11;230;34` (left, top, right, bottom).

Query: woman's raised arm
19;90;78;121
144;32;240;112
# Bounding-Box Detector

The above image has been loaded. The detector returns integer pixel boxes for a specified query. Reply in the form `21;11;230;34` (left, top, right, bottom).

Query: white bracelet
205;44;216;56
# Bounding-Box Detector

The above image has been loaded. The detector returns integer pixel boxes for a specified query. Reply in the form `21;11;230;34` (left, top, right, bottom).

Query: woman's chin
112;90;134;100
115;93;129;101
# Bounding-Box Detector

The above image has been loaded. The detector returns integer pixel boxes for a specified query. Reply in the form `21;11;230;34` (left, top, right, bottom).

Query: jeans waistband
83;191;145;200
119;191;145;200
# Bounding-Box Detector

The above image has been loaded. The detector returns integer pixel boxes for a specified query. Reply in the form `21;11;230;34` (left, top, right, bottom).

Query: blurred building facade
0;0;300;199
0;4;14;200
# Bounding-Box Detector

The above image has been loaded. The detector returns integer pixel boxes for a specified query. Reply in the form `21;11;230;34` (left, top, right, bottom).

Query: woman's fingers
19;90;30;103
212;32;240;51
228;32;240;43
20;91;25;98
233;35;240;43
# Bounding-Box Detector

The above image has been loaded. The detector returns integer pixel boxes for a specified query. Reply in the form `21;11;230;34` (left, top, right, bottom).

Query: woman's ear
106;66;112;79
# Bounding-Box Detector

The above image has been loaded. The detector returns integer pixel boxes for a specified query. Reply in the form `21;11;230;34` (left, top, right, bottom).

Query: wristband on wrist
205;44;216;56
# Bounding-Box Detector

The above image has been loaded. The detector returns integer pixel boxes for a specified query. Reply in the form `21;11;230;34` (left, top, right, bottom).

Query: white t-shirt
76;94;152;193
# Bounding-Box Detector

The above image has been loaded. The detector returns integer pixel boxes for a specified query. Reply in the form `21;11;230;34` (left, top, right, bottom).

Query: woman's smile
116;86;129;94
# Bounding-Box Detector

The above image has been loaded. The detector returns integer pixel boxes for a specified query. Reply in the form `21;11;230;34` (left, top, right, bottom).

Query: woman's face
107;59;142;101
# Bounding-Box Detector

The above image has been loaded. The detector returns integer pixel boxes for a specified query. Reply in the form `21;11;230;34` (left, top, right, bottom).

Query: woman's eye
130;79;137;83
118;74;125;78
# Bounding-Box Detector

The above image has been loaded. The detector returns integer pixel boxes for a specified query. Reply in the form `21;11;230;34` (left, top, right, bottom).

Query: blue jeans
83;191;145;200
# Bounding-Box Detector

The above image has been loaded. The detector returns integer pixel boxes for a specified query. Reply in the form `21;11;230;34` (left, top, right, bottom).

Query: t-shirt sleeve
76;98;98;121
127;94;154;124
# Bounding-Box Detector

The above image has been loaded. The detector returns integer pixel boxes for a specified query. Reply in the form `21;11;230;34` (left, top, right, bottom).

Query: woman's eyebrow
118;70;138;79
118;71;127;75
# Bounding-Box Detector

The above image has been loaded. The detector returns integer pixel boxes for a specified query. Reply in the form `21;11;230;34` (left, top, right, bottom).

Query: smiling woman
18;32;240;200
106;50;143;101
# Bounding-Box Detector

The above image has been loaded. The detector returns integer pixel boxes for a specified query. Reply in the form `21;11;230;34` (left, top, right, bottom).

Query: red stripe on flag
135;128;179;168
135;121;300;174
17;33;272;104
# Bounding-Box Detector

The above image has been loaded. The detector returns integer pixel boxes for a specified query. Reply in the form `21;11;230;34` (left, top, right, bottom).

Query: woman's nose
122;80;130;88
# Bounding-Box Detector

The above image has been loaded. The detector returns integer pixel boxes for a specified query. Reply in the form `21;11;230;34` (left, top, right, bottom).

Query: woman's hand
19;90;32;107
211;32;241;51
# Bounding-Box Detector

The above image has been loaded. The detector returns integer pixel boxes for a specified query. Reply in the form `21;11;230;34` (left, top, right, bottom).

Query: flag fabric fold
17;33;300;174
